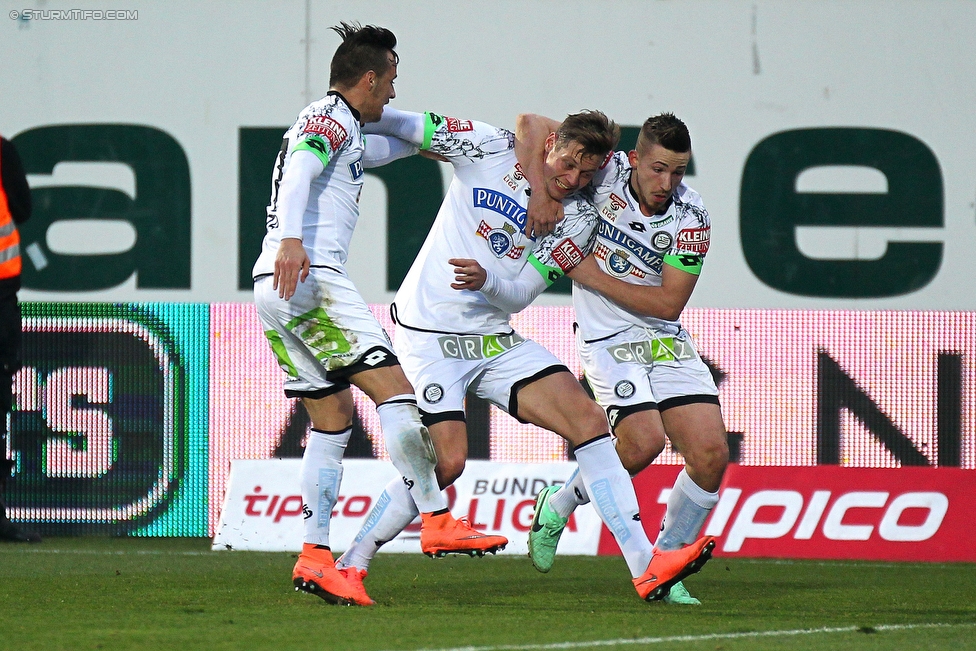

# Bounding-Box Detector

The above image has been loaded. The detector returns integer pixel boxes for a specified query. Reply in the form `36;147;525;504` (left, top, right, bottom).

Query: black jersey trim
253;264;344;283
391;302;517;338
420;409;466;427
572;432;613;453
658;394;721;411
284;383;350;399
605;401;658;433
509;364;571;424
580;326;632;344
327;90;361;122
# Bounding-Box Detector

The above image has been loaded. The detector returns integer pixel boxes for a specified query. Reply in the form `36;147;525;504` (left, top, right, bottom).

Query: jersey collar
327;90;361;123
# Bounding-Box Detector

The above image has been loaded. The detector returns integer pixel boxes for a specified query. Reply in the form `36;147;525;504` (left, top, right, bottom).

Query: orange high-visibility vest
0;140;22;279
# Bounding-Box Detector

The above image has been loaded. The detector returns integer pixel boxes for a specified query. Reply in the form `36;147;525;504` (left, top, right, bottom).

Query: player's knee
574;400;610;438
617;435;665;475
688;435;729;485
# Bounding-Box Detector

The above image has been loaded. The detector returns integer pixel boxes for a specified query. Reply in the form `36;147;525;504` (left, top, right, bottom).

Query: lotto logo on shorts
303;115;347;151
437;333;524;360
446;116;474;132
551;239;583;272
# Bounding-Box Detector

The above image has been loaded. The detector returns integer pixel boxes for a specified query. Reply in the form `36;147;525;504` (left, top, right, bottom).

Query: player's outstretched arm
362;107;426;146
569;257;699;322
515;113;564;238
363;134;418;168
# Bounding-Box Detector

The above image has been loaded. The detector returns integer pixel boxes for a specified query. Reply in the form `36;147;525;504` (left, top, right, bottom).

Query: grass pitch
1;537;974;651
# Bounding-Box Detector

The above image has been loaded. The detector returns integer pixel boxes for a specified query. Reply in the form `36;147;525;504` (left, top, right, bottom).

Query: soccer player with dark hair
513;112;727;605
252;22;505;607
334;107;715;604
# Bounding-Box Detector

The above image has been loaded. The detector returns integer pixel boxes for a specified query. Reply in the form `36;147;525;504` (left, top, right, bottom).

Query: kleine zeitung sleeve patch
677;227;710;254
446;117;474;132
551;238;584;272
303;116;348;152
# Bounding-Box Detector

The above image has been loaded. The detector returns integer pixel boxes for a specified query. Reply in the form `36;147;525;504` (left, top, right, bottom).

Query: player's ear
544;132;557;155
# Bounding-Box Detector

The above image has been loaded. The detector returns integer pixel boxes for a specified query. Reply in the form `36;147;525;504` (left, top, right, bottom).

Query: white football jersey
393;112;599;335
574;151;711;341
253;92;366;277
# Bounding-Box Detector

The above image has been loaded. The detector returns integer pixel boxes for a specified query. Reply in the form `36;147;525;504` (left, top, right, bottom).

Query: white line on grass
731;558;963;570
0;548;216;556
402;622;976;651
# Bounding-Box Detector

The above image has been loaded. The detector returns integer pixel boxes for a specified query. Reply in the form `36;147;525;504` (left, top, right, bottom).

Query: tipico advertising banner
213;459;602;556
212;459;975;563
602;464;976;563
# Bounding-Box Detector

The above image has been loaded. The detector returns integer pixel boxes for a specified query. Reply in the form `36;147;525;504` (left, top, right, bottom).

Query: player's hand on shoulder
449;258;488;291
274;238;310;300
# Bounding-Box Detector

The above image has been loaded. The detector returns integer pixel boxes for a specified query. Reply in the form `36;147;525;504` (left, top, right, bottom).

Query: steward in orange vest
0;137;25;285
0;135;37;543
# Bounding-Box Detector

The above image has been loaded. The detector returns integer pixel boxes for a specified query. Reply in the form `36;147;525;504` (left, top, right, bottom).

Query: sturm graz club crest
606;250;633;277
423;383;444;404
477;221;522;259
651;231;674;252
614;380;636;399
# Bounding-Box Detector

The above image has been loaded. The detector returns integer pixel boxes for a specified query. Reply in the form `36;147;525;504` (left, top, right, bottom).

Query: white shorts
577;325;719;426
394;324;569;424
254;267;397;398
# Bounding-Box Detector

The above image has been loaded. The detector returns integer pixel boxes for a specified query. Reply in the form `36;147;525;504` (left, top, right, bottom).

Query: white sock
299;428;351;547
654;468;719;551
550;468;588;518
551;433;631;518
573;435;653;577
377;395;445;513
337;476;419;571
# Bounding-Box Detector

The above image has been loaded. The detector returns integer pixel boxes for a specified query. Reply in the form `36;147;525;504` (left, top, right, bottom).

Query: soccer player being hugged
334;107;715;604
514;112;728;605
252;23;507;607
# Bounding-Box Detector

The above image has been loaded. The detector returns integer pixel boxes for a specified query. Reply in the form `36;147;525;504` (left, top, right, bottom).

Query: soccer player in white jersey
514;113;728;605
334;107;715;603
252;23;506;607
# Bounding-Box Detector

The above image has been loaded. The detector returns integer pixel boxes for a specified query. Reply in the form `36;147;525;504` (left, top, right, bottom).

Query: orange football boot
292;544;367;606
420;512;508;558
337;566;375;606
632;536;716;601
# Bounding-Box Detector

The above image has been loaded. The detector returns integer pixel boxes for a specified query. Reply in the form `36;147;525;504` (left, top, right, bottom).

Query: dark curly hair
329;22;398;89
